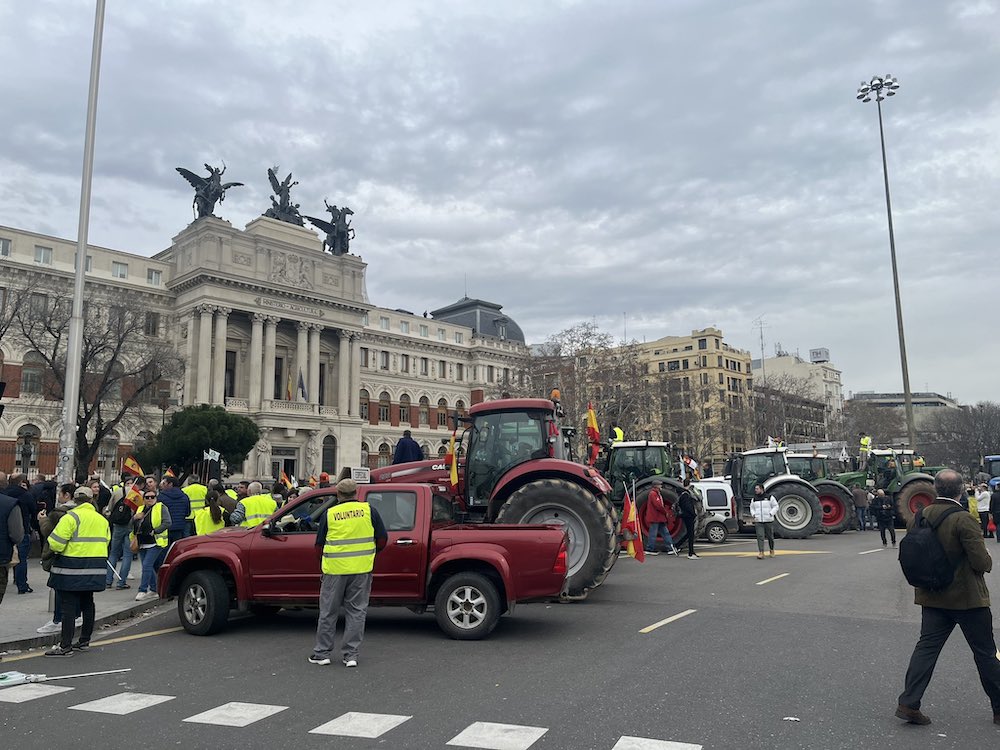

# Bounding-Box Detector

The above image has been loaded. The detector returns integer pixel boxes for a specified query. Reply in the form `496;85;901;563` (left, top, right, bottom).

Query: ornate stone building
0;218;528;482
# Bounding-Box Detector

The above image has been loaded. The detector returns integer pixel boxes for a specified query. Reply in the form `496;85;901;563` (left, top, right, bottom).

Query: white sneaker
135;591;157;601
343;658;358;668
36;620;61;634
127;571;136;580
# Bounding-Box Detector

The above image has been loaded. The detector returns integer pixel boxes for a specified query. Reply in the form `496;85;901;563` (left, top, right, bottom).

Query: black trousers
877;519;896;545
59;589;96;649
899;606;1000;713
682;516;696;555
979;511;991;537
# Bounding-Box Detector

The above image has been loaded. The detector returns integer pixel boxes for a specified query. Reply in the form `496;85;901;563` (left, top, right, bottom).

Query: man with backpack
896;469;1000;727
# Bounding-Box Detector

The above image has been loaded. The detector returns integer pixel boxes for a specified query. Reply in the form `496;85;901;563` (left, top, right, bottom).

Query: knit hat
336;478;358;499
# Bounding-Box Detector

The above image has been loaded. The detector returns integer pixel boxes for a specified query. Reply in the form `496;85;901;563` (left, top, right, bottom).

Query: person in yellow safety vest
858;432;872;470
44;485;110;657
182;476;208;536
133;490;170;602
611;423;624;443
309;478;388;668
194;490;228;535
229;481;278;528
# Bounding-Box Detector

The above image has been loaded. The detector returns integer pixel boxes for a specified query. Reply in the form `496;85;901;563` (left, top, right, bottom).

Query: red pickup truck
158;483;568;640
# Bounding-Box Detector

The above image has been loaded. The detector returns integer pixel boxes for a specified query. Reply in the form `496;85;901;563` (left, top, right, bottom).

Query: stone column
308;324;322;405
350;334;361;416
183;312;196;405
337;330;350;416
295;322;309;401
262;316;278;404
249;313;265;410
211;307;231;405
196;304;215;404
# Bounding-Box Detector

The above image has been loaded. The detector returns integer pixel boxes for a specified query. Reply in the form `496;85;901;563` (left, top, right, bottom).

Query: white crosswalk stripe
309;711;412;738
69;692;175;714
0;684;74;703
612;736;703;750
184;701;289;727
447;721;548;749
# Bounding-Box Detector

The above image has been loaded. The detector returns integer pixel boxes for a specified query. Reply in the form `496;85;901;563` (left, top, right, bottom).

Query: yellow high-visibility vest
194;506;225;535
240;494;278;528
136;503;168;547
47;503;110;589
321;501;376;575
612;427;624;442
183;483;208;519
859;436;872;454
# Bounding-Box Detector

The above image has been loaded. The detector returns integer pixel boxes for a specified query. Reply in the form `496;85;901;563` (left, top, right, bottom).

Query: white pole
59;0;106;483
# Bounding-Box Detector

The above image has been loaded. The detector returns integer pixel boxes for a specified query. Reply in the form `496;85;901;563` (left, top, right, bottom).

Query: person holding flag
585;403;601;467
104;478;139;589
620;488;645;562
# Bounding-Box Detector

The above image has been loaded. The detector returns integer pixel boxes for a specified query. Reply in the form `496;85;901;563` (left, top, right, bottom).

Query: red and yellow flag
446;428;459;489
280;470;292;489
124;481;143;512
621;490;645;562
164;467;176;478
122;454;144;477
585;402;601;466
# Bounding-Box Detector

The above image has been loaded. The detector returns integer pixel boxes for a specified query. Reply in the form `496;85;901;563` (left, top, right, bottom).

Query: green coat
911;500;993;610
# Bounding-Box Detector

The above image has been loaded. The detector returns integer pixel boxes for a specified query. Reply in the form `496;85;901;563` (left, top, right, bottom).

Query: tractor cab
786;453;830;482
982;455;1000;490
604;441;676;505
725;447;791;501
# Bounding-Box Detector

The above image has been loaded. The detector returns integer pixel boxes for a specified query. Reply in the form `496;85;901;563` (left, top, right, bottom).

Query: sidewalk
1;575;167;653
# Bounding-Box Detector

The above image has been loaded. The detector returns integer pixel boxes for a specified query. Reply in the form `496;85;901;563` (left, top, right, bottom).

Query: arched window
133;430;154;453
418;396;430;426
16;424;41;473
437;398;448;428
378;391;391;422
20;351;45;395
399;394;411;425
421;442;432;460
378;442;391;468
322;436;337;474
455;399;466;417
361;441;370;468
437;444;448;457
359;389;370;420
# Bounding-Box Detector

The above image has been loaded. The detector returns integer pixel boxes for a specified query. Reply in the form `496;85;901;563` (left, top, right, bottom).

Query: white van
693;479;738;543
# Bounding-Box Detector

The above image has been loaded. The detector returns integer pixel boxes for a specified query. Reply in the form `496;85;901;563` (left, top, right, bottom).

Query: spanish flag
585;402;601;466
124;481;144;512
164;467;176;478
280;469;292;489
122;454;144;477
621;489;645;562
286;367;293;401
446;428;459;489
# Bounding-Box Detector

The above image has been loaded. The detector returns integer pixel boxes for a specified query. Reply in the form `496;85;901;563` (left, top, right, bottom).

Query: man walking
975;484;992;539
392;430;423;464
872;489;897;548
896;469;1000;726
852;486;871;531
643;480;677;556
309;478;387;668
677;478;699;560
749;484;778;559
44;486;110;657
0;484;25;607
992;484;1000;546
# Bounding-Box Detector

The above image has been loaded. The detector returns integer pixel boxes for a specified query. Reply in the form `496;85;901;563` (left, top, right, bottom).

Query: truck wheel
496;479;615;598
897;481;935;525
178;570;230;636
815;484;852;534
705;521;728;544
771;484;822;539
434;572;501;640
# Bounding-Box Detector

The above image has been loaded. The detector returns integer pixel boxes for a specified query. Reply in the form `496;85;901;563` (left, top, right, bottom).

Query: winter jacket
392;436;424;464
749;494;779;523
992;490;1000;515
851;487;871;509
39;501;75;571
0;494;23;565
677;490;697;519
157;487;190;531
5;484;35;534
872;495;896;523
911;499;993;610
644;487;669;523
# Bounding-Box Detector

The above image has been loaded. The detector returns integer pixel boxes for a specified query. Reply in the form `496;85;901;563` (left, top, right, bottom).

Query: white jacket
749;494;780;523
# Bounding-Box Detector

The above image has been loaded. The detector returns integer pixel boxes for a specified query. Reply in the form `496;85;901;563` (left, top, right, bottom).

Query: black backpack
898;505;964;591
108;498;132;526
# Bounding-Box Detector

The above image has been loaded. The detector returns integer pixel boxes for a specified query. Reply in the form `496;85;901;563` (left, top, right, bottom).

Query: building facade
848;391;960;433
0;219;528;481
751;348;844;430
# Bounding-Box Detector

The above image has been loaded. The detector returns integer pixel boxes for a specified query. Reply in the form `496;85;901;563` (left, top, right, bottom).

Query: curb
0;599;167;653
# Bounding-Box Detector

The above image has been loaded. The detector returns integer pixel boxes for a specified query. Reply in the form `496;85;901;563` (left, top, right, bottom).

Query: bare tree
752;373;826;445
12;288;184;481
833;399;906;448
921;402;1000;474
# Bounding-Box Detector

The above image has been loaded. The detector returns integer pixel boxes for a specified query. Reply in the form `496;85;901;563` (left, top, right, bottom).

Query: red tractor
370;398;619;598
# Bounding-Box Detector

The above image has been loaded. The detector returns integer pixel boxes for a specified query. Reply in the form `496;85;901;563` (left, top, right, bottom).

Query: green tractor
786;452;854;535
834;449;941;525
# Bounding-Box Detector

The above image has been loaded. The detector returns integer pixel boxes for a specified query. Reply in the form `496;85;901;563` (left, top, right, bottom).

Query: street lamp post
856;75;916;449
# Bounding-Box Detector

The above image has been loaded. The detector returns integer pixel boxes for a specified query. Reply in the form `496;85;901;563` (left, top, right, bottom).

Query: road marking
69;691;175;714
613;737;703;750
696;550;830;557
2;626;185;663
639;609;697;634
310;711;412;738
184;701;288;727
755;573;790;586
858;548;884;555
0;684;74;703
447;721;548;749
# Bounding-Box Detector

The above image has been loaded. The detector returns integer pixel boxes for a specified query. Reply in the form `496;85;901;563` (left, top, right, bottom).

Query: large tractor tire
770;483;822;539
496;479;616;598
897;481;935;526
815;483;853;534
634;484;686;546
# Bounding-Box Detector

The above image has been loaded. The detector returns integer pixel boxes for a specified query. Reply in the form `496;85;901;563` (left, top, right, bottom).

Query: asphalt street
3;529;999;750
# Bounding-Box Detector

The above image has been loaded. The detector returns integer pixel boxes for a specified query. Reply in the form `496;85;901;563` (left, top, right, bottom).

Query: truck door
363;488;426;602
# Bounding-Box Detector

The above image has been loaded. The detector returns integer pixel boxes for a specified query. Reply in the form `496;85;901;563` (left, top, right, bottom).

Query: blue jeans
106;524;133;587
14;531;31;591
645;522;674;552
856;508;868;530
138;546;165;593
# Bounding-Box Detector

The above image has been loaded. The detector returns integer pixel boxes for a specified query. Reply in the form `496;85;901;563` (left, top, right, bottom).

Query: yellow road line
639;608;697;634
755;573;790;586
2;626;183;663
696;550;830;557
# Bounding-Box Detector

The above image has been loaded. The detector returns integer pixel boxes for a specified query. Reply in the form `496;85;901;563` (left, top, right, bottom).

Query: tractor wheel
897;481;935;526
635;484;686;546
771;484;822;539
496;479;616;598
816;485;852;534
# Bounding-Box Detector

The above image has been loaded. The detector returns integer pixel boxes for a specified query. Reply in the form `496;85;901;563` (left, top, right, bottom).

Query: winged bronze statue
306;199;355;255
175;163;243;219
263;166;304;225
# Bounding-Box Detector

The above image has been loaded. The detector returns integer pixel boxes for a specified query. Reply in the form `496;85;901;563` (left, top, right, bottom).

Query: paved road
2;530;999;749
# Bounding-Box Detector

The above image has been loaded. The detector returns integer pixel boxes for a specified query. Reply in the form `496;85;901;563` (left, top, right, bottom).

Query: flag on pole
621;489;645;562
297;368;307;402
585;402;601;467
682;454;701;480
203;448;220;462
280;470;292;489
286;367;293;401
122;454;144;477
446;428;459;489
124;481;143;512
164;467;176;478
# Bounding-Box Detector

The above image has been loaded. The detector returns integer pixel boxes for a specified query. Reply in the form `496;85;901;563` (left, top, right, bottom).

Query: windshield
986;459;1000;478
608;447;670;481
464;410;547;506
788;456;825;481
741;452;785;496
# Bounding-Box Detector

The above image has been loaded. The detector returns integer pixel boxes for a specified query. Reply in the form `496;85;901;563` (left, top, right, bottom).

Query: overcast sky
2;0;998;404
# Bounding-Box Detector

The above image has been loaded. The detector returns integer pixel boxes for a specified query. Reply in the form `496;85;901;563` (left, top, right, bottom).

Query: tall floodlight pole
59;0;106;482
856;74;916;449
